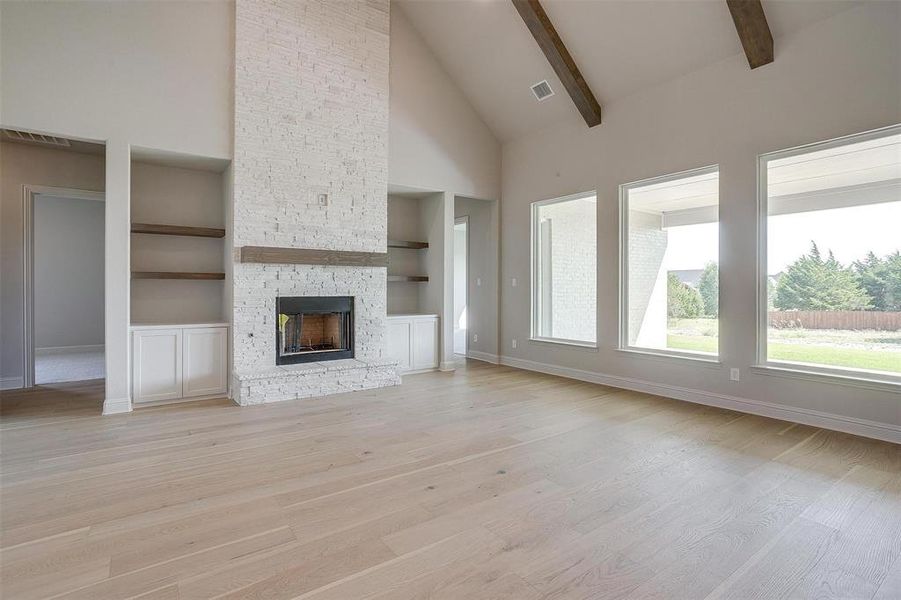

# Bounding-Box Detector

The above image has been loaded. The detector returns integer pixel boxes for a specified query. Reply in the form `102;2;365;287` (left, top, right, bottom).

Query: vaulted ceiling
395;0;859;143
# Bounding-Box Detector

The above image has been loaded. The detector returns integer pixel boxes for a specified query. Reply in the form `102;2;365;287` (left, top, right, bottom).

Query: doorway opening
453;216;468;356
26;187;106;386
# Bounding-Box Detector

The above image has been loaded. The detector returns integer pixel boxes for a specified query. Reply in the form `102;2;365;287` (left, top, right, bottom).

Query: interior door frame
454;215;469;357
22;185;105;387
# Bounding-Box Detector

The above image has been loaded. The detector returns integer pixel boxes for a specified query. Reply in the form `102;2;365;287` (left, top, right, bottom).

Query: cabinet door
133;329;182;403
387;319;412;372
183;327;228;398
412;318;439;370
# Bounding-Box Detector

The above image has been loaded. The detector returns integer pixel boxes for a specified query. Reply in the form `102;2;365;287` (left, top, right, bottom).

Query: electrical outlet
476;277;482;287
730;368;740;382
317;193;329;206
473;333;478;343
512;338;517;349
511;277;517;287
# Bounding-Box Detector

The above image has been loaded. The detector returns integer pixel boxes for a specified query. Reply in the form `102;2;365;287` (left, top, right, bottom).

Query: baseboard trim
0;376;24;391
499;355;901;444
439;361;457;372
134;394;230;409
36;344;104;355
399;367;439;376
467;350;500;365
102;396;132;415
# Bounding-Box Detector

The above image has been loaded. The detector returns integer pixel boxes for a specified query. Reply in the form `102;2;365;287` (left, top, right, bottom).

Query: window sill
751;363;901;393
617;347;722;367
529;337;598;351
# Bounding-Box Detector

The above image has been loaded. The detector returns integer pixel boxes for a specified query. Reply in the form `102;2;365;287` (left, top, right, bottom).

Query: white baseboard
0;376;24;391
102;396;132;415
399;367;439;376
499;355;901;445
466;350;500;365
439;361;457;372
134;393;229;409
36;344;104;355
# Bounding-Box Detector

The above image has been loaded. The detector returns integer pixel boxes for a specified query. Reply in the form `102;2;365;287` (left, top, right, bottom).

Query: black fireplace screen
276;296;354;364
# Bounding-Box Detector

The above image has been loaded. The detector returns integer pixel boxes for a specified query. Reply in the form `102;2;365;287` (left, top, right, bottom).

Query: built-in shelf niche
387;238;429;283
129;147;230;325
387;193;441;315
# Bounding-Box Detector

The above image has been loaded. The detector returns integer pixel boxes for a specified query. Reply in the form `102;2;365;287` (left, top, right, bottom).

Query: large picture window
620;166;719;358
531;192;597;346
759;126;901;382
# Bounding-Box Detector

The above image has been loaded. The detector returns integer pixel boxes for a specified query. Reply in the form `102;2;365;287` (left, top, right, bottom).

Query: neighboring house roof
670;269;703;288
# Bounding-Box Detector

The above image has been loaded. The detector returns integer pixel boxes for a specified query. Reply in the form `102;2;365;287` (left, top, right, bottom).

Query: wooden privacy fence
769;310;901;331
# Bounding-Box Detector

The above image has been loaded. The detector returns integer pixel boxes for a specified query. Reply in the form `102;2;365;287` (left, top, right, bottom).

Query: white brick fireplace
230;0;399;405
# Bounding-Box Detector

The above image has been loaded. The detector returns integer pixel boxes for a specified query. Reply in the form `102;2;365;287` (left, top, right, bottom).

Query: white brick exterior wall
628;210;668;347
232;0;396;404
536;197;597;343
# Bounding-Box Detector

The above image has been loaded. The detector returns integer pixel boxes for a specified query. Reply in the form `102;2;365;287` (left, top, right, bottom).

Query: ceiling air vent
531;80;555;101
3;129;72;148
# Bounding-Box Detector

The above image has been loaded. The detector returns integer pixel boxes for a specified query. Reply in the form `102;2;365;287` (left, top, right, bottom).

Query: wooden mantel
239;246;388;267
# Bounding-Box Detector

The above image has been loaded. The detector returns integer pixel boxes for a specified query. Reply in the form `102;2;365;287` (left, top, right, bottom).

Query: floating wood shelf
131;223;226;238
132;271;225;280
388;240;429;249
388;275;429;283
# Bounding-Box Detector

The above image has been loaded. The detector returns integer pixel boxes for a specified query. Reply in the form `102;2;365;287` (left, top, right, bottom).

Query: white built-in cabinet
132;323;228;404
387;314;439;374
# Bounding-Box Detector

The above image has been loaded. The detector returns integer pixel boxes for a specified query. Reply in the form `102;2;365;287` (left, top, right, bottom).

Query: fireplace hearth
276;296;354;364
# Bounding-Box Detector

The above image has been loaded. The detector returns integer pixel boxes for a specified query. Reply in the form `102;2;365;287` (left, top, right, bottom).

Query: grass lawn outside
666;318;901;375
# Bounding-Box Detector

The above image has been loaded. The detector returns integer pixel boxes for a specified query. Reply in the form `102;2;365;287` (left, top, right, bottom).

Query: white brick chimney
230;0;398;404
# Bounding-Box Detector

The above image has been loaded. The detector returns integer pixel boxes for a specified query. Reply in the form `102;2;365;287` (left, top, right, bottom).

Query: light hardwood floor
1;361;899;599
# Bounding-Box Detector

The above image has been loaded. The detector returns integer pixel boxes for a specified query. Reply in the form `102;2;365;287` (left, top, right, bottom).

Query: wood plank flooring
1;361;899;599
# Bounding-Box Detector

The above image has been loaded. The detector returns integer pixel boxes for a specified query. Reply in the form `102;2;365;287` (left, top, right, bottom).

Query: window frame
618;164;721;362
530;190;599;348
755;124;901;388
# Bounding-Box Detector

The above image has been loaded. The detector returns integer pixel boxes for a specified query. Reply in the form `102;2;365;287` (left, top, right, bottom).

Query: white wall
388;4;503;363
455;197;499;359
500;4;901;431
0;0;233;159
389;6;501;201
419;193;450;321
33;196;105;349
0;0;233;410
0;143;106;386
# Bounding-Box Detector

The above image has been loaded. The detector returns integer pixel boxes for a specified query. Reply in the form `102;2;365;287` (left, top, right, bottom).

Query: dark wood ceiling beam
726;0;774;69
511;0;602;127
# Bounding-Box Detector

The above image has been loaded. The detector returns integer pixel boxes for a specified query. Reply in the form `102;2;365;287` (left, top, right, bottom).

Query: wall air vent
2;129;72;148
530;80;555;101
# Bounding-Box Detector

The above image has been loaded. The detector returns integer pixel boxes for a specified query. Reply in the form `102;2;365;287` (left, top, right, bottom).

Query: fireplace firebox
276;296;354;364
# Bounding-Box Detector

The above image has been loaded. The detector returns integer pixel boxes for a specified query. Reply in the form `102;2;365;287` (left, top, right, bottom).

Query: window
759;126;901;383
531;192;597;346
620;166;719;358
